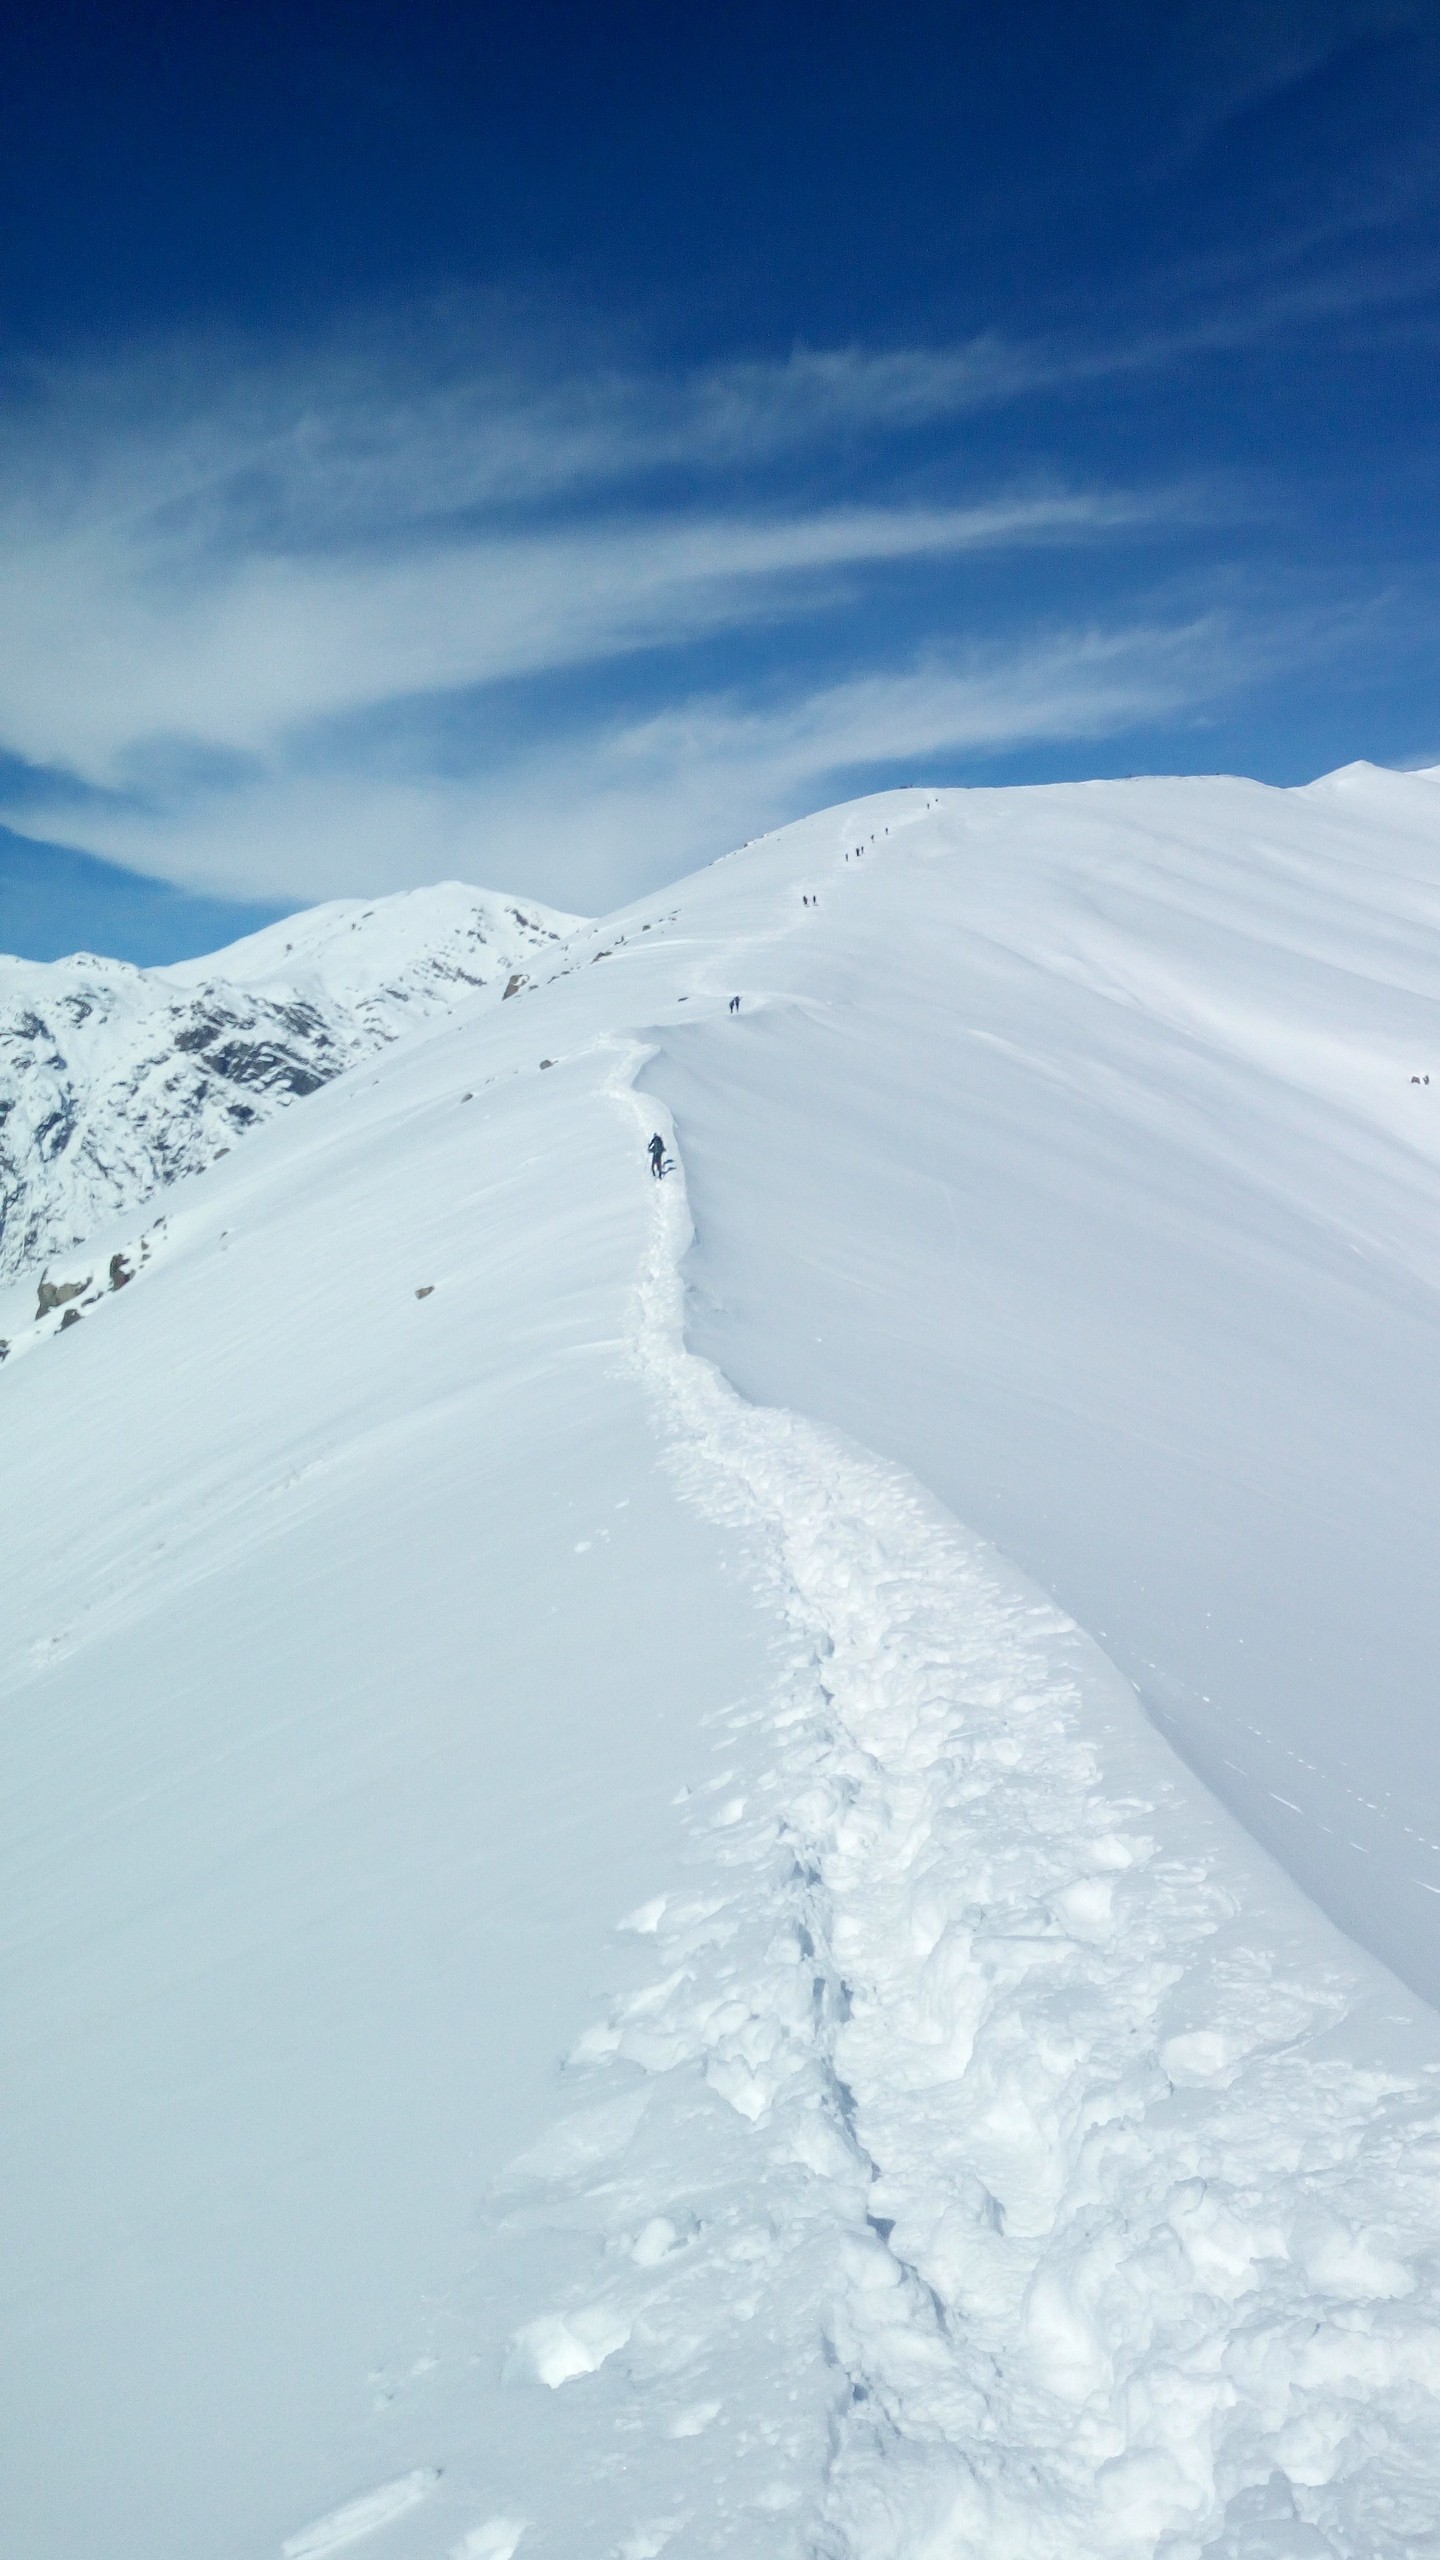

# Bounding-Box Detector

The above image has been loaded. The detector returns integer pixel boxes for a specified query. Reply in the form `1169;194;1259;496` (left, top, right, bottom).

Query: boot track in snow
485;1050;1440;2558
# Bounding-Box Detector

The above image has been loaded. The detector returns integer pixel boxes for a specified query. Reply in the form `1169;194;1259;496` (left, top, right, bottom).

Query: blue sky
1;0;1437;957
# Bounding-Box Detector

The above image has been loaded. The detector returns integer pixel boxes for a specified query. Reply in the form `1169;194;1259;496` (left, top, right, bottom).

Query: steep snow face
646;763;1440;2009
0;885;583;1281
7;768;1440;2560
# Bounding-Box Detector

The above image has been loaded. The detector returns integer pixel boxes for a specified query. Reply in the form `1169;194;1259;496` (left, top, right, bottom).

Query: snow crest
485;1048;1440;2555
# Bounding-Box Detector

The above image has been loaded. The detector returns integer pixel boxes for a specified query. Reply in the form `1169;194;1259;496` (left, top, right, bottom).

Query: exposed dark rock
1;889;586;1282
34;1100;79;1162
59;1307;82;1331
37;1273;91;1317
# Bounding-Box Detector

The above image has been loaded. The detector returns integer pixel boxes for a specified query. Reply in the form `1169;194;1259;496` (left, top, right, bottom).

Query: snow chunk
503;2307;631;2387
281;2469;438;2557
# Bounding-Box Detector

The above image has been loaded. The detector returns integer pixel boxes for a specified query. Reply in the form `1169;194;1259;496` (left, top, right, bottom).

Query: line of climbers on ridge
646;816;899;1172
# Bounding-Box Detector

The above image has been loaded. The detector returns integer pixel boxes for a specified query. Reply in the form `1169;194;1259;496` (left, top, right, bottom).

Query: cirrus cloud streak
0;320;1286;907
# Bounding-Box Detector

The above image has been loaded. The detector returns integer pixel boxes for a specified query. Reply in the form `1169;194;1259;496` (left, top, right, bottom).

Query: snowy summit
0;886;580;1283
6;764;1440;2559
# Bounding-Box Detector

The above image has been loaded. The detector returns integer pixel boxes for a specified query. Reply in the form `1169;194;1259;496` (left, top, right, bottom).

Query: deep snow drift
0;883;579;1282
4;764;1440;2560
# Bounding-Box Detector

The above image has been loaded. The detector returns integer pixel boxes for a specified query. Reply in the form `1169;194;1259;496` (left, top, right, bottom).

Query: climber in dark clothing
648;1132;667;1178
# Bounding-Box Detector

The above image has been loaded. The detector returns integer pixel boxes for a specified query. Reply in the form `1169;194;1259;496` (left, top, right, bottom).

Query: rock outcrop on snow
0;884;583;1280
35;1272;90;1317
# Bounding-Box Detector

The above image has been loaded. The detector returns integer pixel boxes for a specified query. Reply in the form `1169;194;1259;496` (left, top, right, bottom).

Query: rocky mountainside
0;883;583;1282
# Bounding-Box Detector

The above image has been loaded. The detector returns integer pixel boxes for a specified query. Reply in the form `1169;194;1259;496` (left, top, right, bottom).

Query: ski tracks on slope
487;1055;1440;2560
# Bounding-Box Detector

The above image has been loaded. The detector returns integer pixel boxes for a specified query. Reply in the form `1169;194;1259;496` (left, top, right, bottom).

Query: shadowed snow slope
4;766;1440;2560
0;883;582;1282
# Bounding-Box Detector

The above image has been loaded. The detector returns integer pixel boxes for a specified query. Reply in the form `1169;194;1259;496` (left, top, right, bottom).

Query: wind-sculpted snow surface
0;883;580;1280
649;765;1440;2010
456;1068;1440;2556
6;768;1440;2558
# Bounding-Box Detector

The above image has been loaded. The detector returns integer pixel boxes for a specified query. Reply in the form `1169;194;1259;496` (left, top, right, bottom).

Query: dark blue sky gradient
0;826;288;966
3;4;1432;346
1;1;1436;957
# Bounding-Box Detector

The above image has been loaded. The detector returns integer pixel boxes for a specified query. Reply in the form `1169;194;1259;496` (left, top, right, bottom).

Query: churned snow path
472;1045;1440;2556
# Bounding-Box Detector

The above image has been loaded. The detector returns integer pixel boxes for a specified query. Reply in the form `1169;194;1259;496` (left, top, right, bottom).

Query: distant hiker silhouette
729;995;740;1014
648;1132;667;1178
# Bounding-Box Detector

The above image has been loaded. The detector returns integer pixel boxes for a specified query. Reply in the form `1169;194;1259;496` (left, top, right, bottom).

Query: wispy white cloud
0;489;1176;781
0;312;1309;906
14;614;1267;912
3;267;1408;558
608;618;1235;786
0;324;1059;573
438;613;1276;910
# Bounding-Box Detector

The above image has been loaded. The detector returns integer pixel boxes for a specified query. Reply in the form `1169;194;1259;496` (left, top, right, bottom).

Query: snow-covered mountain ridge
0;882;583;1283
8;762;1440;2559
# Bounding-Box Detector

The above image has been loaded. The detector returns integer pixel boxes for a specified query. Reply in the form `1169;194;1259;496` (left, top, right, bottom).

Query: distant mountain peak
0;882;585;1281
